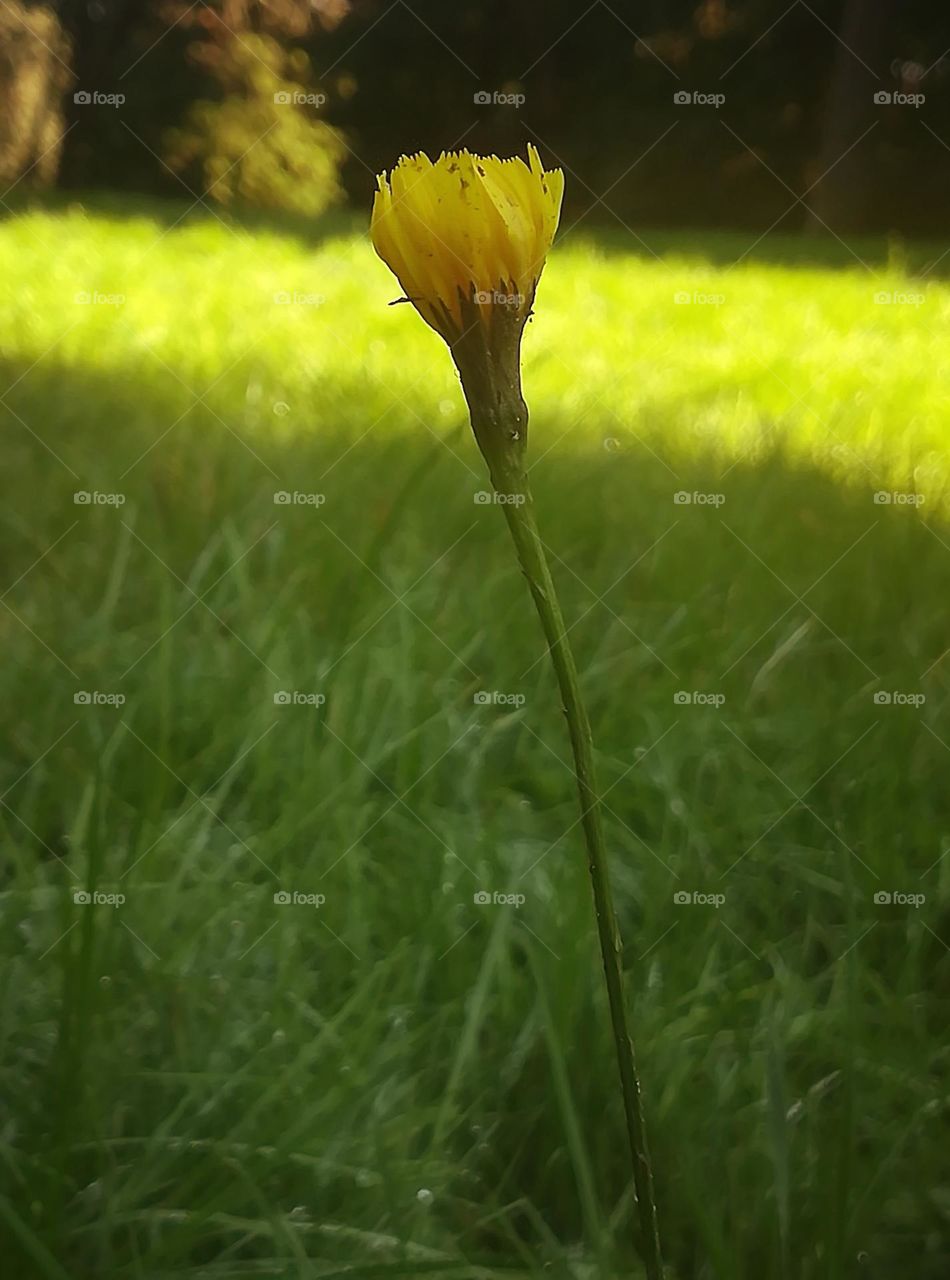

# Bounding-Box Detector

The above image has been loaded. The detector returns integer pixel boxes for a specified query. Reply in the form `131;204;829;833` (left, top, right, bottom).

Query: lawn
1;196;949;1280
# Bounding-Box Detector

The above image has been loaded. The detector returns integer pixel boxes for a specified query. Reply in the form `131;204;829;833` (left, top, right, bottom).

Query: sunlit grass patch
1;200;948;1280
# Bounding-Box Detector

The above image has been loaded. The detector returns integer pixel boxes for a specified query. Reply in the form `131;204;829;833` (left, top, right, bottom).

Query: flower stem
489;456;663;1280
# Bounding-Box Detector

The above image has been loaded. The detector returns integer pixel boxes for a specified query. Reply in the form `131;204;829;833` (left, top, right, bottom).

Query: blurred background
3;0;949;232
3;5;950;1280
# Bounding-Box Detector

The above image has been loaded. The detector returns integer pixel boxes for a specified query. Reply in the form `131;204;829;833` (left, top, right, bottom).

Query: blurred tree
164;29;346;214
5;0;948;233
47;0;350;207
54;1;199;189
807;0;899;232
206;0;351;36
0;3;72;191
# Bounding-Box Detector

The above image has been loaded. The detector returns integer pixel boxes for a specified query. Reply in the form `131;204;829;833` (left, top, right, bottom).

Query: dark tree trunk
57;0;143;184
806;0;899;233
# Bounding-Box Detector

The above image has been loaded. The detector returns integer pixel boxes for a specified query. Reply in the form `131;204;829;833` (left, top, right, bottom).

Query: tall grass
1;198;948;1278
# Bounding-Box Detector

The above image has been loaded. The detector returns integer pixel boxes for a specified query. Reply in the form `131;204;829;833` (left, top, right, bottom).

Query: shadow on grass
562;222;950;276
4;187;950;276
3;354;950;1280
0;186;367;248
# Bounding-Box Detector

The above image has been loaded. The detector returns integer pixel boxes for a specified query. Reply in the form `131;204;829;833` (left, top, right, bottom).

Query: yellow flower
371;145;564;341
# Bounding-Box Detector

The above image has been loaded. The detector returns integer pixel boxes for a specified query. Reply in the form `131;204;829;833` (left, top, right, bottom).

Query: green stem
489;455;663;1280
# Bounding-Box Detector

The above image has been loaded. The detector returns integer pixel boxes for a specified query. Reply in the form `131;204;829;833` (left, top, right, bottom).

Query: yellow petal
371;147;564;339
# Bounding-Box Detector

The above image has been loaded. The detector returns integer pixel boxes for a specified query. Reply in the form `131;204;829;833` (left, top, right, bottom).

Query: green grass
1;196;949;1280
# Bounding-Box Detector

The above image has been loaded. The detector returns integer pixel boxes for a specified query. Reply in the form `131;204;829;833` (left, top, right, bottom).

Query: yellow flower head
371;145;564;341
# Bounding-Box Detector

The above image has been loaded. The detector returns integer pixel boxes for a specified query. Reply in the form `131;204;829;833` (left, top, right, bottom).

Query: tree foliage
2;0;948;232
165;31;346;215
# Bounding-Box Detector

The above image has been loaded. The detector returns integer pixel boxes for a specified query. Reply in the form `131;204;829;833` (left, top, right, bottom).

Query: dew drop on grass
416;1188;434;1205
99;975;112;988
